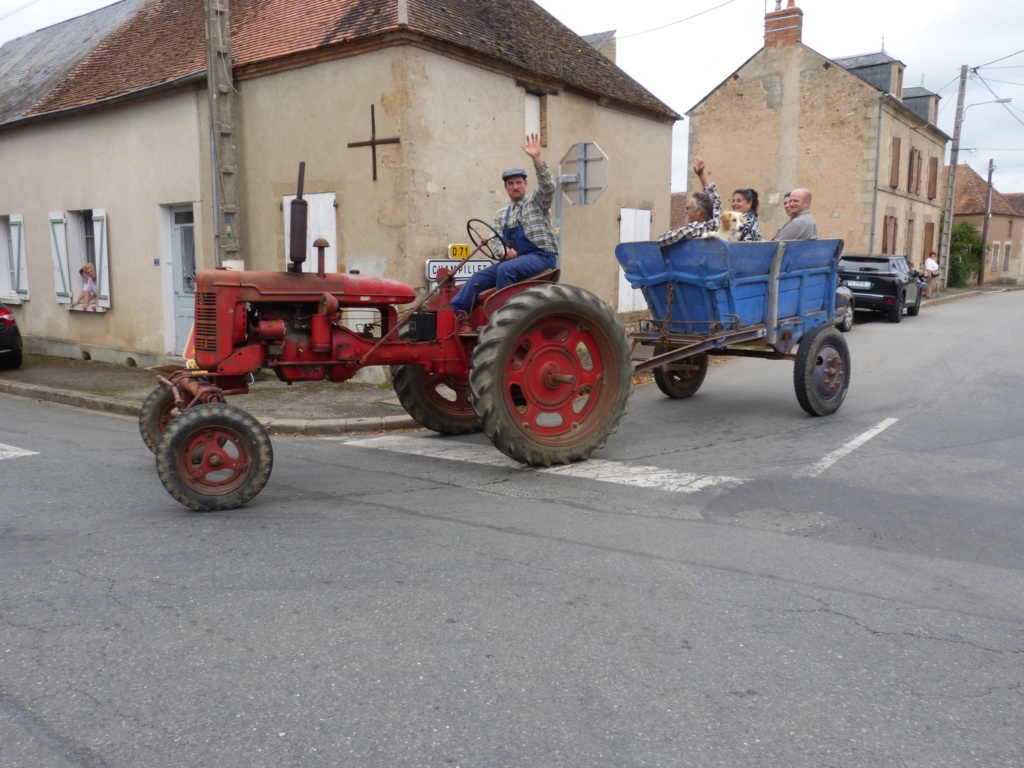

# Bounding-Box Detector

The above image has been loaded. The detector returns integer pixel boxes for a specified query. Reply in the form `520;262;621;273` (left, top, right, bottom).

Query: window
0;214;29;303
990;242;1001;271
882;215;898;254
282;193;337;273
922;222;935;261
49;208;110;310
889;138;901;188
927;157;939;199
1004;243;1011;272
517;82;554;146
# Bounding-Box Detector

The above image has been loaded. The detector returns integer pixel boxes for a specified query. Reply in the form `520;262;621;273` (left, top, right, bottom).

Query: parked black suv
838;254;923;323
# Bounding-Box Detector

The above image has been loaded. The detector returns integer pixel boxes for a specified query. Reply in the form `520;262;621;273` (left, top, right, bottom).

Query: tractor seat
477;268;560;303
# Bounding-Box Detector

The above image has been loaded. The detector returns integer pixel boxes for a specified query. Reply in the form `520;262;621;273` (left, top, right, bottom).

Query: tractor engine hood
196;269;417;305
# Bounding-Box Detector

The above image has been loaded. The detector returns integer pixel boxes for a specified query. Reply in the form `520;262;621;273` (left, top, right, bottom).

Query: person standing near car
924;251;940;298
450;133;558;321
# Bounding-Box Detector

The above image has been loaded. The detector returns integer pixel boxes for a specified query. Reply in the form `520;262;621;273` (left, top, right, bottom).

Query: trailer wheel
652;346;709;399
139;384;180;454
469;284;632;466
390;365;480;434
794;325;850;417
155;403;273;512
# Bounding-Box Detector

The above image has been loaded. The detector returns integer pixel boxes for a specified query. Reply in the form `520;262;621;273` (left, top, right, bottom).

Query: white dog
703;211;745;243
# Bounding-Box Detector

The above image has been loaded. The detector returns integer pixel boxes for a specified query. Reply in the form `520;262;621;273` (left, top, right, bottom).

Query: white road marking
0;442;38;461
344;434;745;494
799;418;899;478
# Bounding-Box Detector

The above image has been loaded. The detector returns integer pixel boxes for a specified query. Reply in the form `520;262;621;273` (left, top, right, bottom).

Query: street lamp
938;85;1012;289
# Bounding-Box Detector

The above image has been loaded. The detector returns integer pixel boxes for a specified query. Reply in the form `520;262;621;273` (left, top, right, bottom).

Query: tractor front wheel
155;403;273;511
390;365;480;434
139;384;180;454
469;284;632;466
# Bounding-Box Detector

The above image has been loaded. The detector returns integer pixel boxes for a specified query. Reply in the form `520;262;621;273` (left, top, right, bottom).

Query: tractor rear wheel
155;403;273;511
469;284;632;466
390;365;480;434
139;384;180;454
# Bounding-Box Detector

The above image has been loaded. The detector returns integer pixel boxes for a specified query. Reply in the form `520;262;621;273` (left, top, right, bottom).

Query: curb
262;415;420;435
0;380;140;417
0;380;422;435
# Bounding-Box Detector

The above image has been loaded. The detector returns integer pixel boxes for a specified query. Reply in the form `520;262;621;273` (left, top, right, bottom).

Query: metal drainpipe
869;94;889;253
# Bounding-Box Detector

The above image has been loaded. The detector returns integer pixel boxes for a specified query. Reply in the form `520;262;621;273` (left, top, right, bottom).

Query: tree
947;221;982;288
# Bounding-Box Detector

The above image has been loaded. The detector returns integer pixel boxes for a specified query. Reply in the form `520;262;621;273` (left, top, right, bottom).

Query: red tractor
141;165;632;511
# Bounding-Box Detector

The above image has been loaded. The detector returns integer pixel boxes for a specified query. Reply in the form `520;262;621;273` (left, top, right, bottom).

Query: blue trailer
615;237;851;416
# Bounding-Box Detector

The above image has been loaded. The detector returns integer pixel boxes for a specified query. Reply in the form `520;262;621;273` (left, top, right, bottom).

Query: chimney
764;0;803;48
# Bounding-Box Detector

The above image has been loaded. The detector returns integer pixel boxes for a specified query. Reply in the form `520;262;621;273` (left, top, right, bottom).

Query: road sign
426;246;491;284
559;142;608;206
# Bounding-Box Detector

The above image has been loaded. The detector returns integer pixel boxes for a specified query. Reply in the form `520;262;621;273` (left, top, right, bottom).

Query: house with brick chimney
684;0;948;261
0;0;677;366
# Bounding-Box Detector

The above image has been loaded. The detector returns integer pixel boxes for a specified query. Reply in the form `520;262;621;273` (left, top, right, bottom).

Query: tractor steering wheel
466;219;505;263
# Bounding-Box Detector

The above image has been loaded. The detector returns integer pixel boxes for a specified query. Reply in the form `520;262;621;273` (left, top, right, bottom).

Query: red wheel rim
500;316;614;444
419;370;474;417
176;426;252;494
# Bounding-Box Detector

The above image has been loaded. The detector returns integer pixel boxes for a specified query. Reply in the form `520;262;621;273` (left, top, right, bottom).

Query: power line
975;48;1024;69
0;0;41;23
617;0;737;40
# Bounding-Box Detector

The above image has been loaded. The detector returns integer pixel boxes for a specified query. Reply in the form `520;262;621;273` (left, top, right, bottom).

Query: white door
171;207;196;355
618;208;651;313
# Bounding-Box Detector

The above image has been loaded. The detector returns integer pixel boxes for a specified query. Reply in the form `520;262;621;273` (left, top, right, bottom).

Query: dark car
0;302;24;369
834;285;854;332
838;254;923;323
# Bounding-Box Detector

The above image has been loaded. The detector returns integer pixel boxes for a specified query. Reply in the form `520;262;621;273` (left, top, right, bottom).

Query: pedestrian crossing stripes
343;434;746;494
0;442;38;461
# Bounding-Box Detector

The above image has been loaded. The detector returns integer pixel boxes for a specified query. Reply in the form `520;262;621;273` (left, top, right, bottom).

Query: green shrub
947;221;983;287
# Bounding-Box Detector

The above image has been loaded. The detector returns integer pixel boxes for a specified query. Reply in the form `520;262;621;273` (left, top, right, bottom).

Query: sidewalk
0;355;419;436
1;284;1014;436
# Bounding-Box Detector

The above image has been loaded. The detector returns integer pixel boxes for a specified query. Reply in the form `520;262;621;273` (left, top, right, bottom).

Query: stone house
0;0;677;366
684;0;947;260
945;164;1024;285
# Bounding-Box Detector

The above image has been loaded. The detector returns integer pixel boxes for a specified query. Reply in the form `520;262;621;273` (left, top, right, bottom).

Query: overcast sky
2;0;1022;191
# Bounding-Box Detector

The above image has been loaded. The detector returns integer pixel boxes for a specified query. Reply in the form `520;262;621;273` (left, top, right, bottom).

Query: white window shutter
283;193;337;273
49;211;71;304
10;214;29;300
617;208;651;313
93;209;111;308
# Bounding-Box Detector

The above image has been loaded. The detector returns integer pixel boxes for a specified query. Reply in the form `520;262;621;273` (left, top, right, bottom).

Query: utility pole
979;158;994;286
205;0;241;267
938;64;968;291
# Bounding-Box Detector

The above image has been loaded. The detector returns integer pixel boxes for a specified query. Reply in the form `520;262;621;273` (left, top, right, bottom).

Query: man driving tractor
450;133;559;325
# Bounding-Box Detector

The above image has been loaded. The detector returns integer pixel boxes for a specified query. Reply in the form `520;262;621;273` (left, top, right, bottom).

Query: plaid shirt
491;163;559;256
658;183;721;246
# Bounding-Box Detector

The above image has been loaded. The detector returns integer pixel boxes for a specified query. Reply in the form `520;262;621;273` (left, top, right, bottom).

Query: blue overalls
450;203;558;315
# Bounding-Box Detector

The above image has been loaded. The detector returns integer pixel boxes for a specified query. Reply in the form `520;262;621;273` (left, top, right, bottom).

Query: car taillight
0;308;13;328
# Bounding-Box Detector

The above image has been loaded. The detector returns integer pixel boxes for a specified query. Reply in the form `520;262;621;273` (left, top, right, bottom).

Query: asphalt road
1;292;1022;767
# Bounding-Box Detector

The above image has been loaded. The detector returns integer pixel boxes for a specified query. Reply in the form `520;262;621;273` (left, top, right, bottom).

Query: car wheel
888;292;904;323
907;289;922;317
837;301;854;333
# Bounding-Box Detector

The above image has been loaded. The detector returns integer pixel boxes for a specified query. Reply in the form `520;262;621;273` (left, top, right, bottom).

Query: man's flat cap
501;167;528;181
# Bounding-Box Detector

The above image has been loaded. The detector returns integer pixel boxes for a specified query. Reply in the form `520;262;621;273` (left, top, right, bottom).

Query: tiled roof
24;0;676;122
944;164;1021;217
902;86;936;99
0;0;148;124
1003;193;1024;216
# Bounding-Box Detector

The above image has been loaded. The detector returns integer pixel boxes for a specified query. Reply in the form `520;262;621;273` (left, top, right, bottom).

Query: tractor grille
194;292;219;351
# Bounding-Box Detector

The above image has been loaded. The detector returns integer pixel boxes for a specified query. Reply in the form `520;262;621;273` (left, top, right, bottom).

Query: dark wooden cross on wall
347;104;400;181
